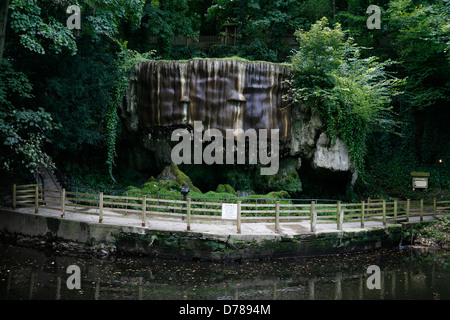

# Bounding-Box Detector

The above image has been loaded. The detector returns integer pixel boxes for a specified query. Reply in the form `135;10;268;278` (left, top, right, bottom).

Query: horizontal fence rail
10;184;450;234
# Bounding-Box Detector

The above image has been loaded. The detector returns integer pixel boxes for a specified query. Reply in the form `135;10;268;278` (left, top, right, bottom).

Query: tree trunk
0;0;11;62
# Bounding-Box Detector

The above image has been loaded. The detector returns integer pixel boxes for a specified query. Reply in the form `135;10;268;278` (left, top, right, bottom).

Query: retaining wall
0;209;417;261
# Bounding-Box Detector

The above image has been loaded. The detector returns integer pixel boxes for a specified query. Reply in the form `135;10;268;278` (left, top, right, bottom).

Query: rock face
121;59;358;193
286;100;358;188
123;59;291;140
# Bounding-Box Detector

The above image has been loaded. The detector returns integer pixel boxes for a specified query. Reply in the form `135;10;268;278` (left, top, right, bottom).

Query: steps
35;166;64;207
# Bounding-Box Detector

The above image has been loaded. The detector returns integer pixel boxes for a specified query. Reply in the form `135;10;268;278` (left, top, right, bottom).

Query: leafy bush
288;17;404;183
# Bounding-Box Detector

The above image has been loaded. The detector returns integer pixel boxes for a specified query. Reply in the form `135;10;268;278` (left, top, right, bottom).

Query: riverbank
0;206;441;261
409;217;450;249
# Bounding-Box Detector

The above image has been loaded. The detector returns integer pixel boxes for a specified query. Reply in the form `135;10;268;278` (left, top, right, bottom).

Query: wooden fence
11;184;450;234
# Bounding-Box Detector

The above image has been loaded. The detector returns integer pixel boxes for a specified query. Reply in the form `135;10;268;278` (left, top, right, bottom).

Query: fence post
361;201;365;228
275;201;280;233
337;201;343;231
187;198;191;231
288;199;291;217
433;198;437;218
99;192;103;223
61;189;66;218
382;200;386;226
393;199;398;224
34;185;39;214
12;184;16;210
237;201;241;234
310;201;316;232
406;199;410;222
142;196;146;227
420;198;424;222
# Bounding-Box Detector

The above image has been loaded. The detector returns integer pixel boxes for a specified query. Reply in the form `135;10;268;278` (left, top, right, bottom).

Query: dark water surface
0;243;449;300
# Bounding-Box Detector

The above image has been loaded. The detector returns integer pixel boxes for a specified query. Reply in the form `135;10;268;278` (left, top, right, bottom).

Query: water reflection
0;244;449;300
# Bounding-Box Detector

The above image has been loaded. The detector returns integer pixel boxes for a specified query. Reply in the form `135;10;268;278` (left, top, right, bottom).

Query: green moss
164;235;179;247
216;184;237;195
170;164;201;193
204;241;226;252
266;190;291;199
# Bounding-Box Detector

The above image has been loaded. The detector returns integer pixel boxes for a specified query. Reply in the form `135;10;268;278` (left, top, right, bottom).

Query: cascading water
123;59;292;141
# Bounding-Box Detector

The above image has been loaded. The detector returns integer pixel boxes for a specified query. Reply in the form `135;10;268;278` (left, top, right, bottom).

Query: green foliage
0;59;33;107
358;0;450;197
140;180;182;195
215;184;237;195
236;38;278;62
266;190;291;199
224;168;254;191
9;0;77;55
81;0;146;40
0;58;59;175
106;40;155;182
140;0;199;59
289;17;404;180
168;164;201;193
0;107;59;173
43;45;117;152
265;168;302;195
386;0;449;110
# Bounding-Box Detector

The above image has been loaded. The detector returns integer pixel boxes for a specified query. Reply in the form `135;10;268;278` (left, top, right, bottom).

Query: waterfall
128;59;292;141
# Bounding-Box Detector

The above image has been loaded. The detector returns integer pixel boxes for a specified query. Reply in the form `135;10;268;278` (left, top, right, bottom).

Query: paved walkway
6;205;440;239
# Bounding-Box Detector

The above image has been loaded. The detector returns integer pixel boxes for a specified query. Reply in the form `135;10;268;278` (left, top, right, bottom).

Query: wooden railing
11;184;450;234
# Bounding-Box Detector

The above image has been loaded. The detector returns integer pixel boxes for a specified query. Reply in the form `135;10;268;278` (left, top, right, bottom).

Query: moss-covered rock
156;164;201;193
215;184;237;195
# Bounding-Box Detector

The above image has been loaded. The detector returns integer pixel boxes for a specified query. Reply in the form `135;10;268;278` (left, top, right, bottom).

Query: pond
0;243;449;300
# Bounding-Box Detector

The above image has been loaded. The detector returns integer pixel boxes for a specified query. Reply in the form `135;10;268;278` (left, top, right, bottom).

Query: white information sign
413;177;428;189
222;203;238;220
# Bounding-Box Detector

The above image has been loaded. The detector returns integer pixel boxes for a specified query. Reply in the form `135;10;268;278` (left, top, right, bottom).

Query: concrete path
6;205;440;240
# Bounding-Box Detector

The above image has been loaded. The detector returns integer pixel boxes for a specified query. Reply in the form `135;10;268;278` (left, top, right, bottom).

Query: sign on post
411;172;430;190
222;203;238;220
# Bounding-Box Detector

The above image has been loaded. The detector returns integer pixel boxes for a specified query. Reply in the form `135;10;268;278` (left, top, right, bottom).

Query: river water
0;243;449;300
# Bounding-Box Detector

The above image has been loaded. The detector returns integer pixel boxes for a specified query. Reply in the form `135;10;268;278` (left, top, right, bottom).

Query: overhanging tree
288;17;404;182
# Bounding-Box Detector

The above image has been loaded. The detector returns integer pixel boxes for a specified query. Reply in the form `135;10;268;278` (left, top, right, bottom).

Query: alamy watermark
66;5;81;30
66;265;81;290
171;121;280;176
366;265;381;289
367;5;381;30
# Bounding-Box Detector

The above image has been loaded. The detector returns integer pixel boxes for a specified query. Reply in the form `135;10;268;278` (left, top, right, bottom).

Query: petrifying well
121;58;358;192
122;59;291;141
